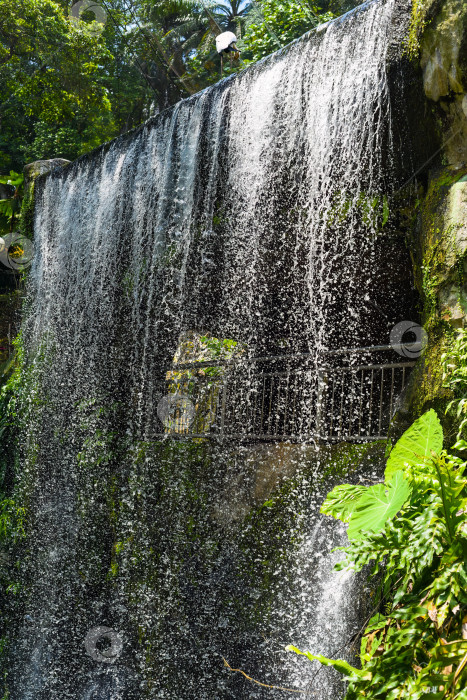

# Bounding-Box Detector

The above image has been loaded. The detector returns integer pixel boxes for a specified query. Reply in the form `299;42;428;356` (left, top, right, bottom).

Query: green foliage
285;645;369;679
197;335;241;374
0;0;357;171
322;411;435;539
0;172;24;235
421;234;446;323
165;333;244;433
385;408;443;480
443;330;467;440
320;483;367;523
170;332;243;381
0;328;28;678
296;410;467;698
322;472;411;542
404;0;431;59
0;333;25;466
0;498;25;543
347;472;411;542
0;174;23;189
241;0;334;63
0;0;150;170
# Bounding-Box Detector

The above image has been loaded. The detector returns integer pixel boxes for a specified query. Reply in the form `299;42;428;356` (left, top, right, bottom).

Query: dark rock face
417;0;467;324
386;0;440;184
420;0;467;167
388;0;467;435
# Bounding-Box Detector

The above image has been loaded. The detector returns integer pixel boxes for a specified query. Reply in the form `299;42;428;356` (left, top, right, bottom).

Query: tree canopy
0;0;361;172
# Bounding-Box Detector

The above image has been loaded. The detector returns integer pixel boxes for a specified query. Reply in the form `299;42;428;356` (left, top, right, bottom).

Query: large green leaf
285;645;369;679
0;171;23;187
0;199;14;218
320;483;367;523
347;471;411;541
385;409;443;481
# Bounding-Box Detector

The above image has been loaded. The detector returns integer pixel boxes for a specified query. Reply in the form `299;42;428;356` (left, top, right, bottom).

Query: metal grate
160;345;418;443
316;361;414;442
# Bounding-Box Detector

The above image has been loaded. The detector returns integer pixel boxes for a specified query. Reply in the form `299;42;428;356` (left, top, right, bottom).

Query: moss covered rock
419;0;467;166
392;0;467;434
23;158;70;191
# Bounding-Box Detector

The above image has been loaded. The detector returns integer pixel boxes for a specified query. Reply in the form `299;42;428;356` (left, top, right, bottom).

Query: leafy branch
288;409;467;698
0;171;23;234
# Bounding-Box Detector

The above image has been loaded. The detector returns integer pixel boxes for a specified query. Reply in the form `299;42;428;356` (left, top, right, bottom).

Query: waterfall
8;0;413;697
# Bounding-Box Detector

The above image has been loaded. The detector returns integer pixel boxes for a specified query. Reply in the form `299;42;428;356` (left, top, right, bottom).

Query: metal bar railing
160;344;419;443
171;343;422;370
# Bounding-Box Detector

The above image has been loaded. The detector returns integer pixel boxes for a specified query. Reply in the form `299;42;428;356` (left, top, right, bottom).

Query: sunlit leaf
385;409;443;481
285;645;369;678
320;483;367;523
347;471;411;541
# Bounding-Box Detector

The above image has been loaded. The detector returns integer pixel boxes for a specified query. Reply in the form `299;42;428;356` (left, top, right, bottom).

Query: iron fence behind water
160;345;418;443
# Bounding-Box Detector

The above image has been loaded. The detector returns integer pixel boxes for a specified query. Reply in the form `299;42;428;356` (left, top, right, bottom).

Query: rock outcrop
23;158;71;191
391;0;467;433
420;0;467;167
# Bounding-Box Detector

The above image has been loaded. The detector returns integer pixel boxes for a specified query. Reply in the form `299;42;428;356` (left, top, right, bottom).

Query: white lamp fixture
216;31;238;54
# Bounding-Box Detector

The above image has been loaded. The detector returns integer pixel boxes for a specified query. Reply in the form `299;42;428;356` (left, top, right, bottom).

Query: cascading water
6;0;419;697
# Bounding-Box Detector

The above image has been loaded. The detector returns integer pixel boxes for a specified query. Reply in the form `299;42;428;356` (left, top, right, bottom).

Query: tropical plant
153;0;251;89
0;334;27;544
163;333;244;434
287;409;467;698
443;329;467;440
194;0;252;76
241;0;334;63
211;0;251;34
0;172;23;235
0;0;158;170
0;0;369;172
138;0;205;97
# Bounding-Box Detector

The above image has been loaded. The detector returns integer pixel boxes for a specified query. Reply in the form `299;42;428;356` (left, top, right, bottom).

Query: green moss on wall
400;334;452;426
89;436;386;696
18;184;35;241
235;440;385;625
0;334;30;700
393;166;467;440
405;0;438;58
